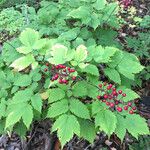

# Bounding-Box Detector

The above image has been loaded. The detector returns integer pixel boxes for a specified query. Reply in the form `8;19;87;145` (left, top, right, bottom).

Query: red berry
106;102;110;106
99;84;102;88
54;74;59;80
124;106;128;110
129;110;134;114
107;86;111;90
122;93;126;97
59;79;63;84
109;84;113;88
103;82;107;86
67;67;71;71
110;103;115;108
61;65;66;69
117;107;122;112
112;91;117;96
72;76;76;80
102;99;106;102
108;95;113;100
97;96;101;99
112;88;116;91
132;106;136;110
63;69;66;72
56;65;59;69
104;94;108;99
70;69;75;73
115;101;119;105
44;68;48;72
118;90;122;94
128;102;132;106
45;63;49;66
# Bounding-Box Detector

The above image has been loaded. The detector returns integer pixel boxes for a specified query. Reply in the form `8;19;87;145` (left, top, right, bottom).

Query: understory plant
0;28;149;148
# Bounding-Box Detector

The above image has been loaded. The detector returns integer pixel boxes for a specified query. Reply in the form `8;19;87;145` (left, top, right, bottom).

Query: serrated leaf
72;81;87;97
14;75;32;87
104;68;121;84
11;86;19;94
79;119;96;143
117;86;139;102
70;98;90;119
48;44;68;65
94;46;117;63
74;45;88;64
95;109;117;135
93;0;107;10
115;114;126;141
48;88;65;103
92;100;105;116
20;28;40;47
11;89;33;104
16;46;32;54
67;6;91;24
82;64;99;76
5;103;26;129
117;52;144;80
47;99;68;118
87;84;99;99
0;98;6;119
22;104;33;128
10;54;35;71
52;114;80;147
31;94;43;113
126;114;149;139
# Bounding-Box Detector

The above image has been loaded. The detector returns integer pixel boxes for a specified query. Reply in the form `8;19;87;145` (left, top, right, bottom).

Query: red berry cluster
44;63;77;85
120;0;132;8
97;82;137;114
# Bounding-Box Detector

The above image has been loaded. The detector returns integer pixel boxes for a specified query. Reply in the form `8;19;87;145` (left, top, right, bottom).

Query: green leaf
115;114;126;141
126;114;149;139
19;28;40;47
48;88;65;103
11;86;19;94
92;100;105;116
11;89;33;104
94;46;117;63
104;68;121;84
47;99;68;118
14;75;32;87
117;52;144;80
31;94;43;113
22;104;33;128
10;54;35;71
87;84;99;99
70;98;90;119
5;103;26;129
0;98;6;119
93;0;107;10
95;109;117;135
79;119;96;143
67;6;91;24
117;86;139;102
16;46;32;54
52;114;80;147
14;121;27;138
74;45;88;64
82;64;99;76
48;44;68;65
72;81;87;97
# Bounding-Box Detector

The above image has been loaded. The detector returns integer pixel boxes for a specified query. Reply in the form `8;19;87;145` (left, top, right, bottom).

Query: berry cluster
120;0;132;8
97;82;137;114
44;63;77;85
